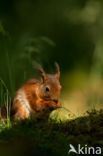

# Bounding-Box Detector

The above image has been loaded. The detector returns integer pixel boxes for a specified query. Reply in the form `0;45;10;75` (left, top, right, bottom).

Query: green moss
0;109;103;156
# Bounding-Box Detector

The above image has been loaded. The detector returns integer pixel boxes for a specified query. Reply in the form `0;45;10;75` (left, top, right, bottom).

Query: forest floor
0;109;103;156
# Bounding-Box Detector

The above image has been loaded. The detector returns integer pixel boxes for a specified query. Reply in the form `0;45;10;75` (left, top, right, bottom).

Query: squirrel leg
12;101;30;120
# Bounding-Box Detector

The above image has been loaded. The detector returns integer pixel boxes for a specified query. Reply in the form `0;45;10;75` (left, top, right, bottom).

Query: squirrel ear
33;63;47;82
55;62;60;79
37;66;47;83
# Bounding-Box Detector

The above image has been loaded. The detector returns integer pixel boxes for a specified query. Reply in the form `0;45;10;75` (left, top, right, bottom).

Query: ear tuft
55;62;60;79
36;64;47;82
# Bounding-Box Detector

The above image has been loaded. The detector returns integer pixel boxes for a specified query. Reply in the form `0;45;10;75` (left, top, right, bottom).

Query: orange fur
12;64;62;120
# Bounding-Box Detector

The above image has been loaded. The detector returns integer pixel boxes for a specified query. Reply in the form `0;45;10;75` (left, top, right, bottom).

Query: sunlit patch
50;70;103;122
50;106;76;122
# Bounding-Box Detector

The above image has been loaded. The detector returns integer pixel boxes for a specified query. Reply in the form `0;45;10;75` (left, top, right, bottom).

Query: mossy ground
0;109;103;156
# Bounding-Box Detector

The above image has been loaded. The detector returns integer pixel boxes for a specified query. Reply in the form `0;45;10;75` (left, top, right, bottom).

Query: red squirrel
11;63;62;120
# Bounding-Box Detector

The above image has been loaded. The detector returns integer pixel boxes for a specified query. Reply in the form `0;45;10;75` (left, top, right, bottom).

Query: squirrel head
37;63;62;103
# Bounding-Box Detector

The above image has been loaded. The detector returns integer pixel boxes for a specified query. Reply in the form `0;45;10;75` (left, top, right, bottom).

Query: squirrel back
12;63;62;120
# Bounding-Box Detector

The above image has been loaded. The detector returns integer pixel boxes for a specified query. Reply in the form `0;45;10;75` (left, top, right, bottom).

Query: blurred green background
0;0;103;115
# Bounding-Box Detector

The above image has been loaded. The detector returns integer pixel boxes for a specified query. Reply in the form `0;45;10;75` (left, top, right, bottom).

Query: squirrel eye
45;86;50;92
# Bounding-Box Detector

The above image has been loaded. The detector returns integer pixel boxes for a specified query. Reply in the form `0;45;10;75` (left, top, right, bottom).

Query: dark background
0;0;103;97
